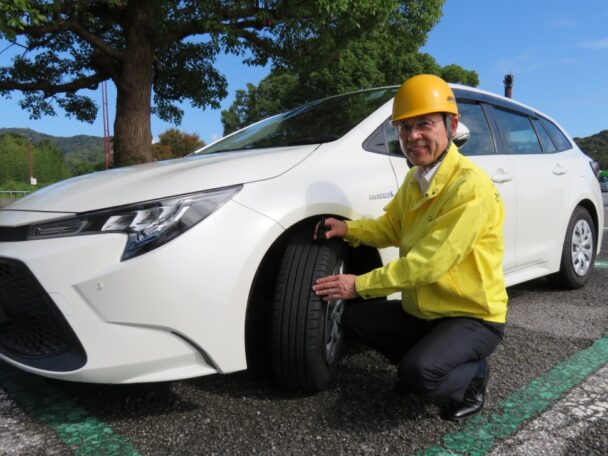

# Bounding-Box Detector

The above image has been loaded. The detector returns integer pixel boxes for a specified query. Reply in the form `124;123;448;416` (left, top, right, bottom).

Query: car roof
332;83;553;123
449;83;541;118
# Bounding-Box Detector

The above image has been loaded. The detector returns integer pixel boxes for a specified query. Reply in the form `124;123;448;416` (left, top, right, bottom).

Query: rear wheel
271;230;347;391
550;206;596;289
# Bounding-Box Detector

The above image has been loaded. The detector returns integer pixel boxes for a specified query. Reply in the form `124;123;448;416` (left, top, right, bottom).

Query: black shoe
444;363;489;422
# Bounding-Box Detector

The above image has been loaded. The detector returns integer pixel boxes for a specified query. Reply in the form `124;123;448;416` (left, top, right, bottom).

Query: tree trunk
112;2;155;167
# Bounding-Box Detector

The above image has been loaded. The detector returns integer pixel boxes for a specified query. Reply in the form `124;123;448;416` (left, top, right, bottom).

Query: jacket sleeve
344;212;401;248
354;185;488;298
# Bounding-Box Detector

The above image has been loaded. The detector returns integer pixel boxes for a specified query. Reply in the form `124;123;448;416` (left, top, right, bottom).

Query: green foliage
574;130;608;169
220;0;483;135
0;132;71;187
1;0;453;165
221;71;301;134
440;64;479;86
0;180;37;192
152;129;205;160
33;139;71;183
221;54;478;135
0;1;47;34
0;127;105;175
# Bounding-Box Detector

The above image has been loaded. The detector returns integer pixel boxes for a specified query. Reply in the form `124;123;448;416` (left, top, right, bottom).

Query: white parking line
487;365;608;455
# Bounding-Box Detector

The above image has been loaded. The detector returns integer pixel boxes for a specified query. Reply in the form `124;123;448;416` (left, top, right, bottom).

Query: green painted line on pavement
595;260;608;269
0;364;138;456
413;332;608;456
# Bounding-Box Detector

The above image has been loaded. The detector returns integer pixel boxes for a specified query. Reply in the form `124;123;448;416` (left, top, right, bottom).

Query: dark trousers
342;299;504;402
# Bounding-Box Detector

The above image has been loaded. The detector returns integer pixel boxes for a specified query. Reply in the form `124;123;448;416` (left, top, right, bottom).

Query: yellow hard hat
392;74;458;122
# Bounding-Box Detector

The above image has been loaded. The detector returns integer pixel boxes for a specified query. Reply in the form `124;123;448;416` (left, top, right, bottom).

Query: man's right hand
314;217;348;240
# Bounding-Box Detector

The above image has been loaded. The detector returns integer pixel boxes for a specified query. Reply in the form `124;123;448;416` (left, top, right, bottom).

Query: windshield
197;87;397;154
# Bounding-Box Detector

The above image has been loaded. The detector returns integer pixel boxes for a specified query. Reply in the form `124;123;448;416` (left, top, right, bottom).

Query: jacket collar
410;143;459;209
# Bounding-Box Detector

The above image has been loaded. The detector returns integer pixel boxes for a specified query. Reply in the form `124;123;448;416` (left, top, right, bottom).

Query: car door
490;106;573;270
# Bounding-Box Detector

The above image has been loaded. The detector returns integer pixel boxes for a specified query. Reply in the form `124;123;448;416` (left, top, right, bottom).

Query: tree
32;139;72;183
151;128;205;160
221;70;300;134
222;52;478;134
0;133;71;185
0;0;446;167
574;130;608;169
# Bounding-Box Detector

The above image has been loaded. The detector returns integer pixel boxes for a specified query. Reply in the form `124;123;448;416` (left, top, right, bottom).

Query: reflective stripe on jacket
345;144;508;323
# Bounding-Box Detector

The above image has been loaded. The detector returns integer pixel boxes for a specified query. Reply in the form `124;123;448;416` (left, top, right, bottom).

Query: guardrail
0;190;31;198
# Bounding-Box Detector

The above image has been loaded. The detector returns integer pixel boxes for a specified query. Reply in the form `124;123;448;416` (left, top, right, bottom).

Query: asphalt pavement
0;194;606;455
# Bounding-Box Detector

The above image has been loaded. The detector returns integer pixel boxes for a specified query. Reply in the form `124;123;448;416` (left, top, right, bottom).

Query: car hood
6;145;317;213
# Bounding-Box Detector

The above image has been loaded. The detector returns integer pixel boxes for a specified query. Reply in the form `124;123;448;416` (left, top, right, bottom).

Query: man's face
394;114;458;167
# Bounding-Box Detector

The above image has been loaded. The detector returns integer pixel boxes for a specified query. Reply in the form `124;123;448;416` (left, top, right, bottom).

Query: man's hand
313;274;358;300
313;217;348;240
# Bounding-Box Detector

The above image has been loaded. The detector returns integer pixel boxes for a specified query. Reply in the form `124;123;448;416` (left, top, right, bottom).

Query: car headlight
27;185;242;260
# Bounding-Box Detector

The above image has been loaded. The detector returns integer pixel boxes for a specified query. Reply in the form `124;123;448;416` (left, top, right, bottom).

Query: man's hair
445;114;454;141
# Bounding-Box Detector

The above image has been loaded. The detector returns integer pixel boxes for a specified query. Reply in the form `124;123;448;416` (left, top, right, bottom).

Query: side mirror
453;122;470;147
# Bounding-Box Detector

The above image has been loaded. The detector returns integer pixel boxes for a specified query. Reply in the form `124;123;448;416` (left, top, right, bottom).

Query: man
312;74;507;421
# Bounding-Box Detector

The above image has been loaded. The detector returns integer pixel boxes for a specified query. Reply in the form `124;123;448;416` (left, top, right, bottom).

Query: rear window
538;118;572;152
493;108;542;155
531;118;557;153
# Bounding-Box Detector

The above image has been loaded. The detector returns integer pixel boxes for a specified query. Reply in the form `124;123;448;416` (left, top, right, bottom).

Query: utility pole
27;138;36;185
102;81;112;168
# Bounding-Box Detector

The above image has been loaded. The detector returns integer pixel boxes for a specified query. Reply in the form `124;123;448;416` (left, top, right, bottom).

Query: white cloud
580;39;608;50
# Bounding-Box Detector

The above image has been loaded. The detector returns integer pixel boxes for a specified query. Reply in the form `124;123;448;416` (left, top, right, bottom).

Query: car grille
0;257;86;371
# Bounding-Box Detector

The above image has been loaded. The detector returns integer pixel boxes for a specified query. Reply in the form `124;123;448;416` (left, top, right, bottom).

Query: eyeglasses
393;119;442;135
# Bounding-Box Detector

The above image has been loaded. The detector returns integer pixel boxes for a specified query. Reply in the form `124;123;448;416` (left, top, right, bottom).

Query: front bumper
0;200;282;383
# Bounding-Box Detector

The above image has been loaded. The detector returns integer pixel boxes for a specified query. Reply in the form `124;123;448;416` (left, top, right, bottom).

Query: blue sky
1;0;607;144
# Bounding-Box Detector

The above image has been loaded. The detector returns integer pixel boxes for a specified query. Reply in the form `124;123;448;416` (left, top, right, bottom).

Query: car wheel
271;229;347;391
551;206;596;289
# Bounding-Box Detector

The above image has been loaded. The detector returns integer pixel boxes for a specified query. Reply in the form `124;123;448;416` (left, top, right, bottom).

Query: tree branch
0;72;107;96
169;3;276;42
23;20;122;61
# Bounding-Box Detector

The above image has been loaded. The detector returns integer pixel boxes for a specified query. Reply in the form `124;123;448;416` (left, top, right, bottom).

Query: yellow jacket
345;144;508;323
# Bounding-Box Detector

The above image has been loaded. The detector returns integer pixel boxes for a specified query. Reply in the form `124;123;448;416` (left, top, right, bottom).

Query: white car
0;85;603;391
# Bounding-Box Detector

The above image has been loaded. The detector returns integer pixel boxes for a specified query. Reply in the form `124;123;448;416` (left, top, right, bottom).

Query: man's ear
451;115;459;132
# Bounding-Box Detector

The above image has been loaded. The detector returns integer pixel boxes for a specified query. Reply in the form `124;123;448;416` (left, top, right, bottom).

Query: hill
0;128;105;172
573;130;608;169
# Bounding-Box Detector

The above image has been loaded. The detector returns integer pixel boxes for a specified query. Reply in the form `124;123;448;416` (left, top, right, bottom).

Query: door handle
492;173;513;183
553;166;567;176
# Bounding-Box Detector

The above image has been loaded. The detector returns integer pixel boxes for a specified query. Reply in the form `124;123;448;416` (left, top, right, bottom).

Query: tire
271;229;348;392
550;206;596;289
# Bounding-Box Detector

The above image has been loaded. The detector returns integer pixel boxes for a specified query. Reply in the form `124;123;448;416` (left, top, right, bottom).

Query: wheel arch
243;214;383;371
553;198;600;262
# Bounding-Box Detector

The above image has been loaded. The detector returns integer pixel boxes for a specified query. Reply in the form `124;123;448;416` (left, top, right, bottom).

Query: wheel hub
325;260;345;364
571;219;593;276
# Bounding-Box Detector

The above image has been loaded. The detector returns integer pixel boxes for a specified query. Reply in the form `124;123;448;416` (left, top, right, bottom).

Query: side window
539;118;572;151
531;118;557;153
362;119;401;156
383;119;401;156
457;102;496;156
493;108;542;155
363;124;388;154
379;103;498;158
